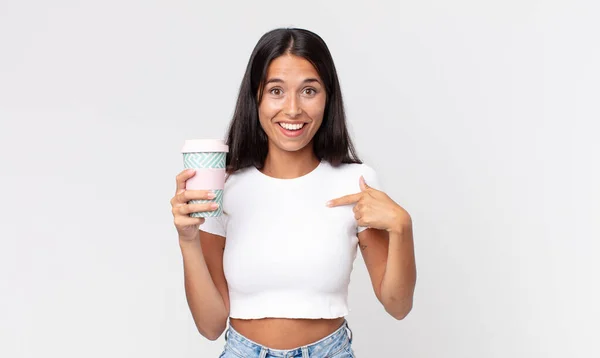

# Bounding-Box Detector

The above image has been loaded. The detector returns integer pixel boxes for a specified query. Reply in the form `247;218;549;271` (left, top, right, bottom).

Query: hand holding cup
170;169;220;241
171;139;229;241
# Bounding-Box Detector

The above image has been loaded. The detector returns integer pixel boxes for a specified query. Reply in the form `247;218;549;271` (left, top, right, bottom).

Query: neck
261;144;320;179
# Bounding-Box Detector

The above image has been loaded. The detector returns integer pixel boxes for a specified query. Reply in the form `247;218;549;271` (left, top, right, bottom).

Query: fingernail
177;189;185;194
210;203;219;209
187;169;196;174
207;192;216;199
325;200;332;207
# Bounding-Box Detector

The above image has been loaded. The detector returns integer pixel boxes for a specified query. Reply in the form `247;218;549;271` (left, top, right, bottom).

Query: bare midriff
229;317;346;350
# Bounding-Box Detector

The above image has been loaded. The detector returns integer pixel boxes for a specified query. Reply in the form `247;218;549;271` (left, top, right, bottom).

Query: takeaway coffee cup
181;139;229;218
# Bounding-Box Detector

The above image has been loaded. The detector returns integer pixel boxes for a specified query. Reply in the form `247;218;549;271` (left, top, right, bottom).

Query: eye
269;88;283;96
303;88;317;96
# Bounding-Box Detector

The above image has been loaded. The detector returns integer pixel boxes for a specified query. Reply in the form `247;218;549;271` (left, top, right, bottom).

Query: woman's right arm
179;232;229;340
171;169;230;340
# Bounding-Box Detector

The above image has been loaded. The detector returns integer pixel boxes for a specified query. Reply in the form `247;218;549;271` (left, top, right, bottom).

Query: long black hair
225;28;361;173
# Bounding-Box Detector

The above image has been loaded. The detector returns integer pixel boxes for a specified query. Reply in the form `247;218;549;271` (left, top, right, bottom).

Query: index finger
326;192;362;207
176;169;196;192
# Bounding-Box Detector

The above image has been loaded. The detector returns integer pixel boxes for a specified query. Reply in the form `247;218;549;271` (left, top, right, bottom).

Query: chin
275;141;311;153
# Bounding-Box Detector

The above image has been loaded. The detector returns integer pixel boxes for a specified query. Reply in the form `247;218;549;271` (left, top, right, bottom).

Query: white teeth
279;122;305;131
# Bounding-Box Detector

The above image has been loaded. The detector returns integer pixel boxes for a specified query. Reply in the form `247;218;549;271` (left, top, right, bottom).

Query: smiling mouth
278;122;306;131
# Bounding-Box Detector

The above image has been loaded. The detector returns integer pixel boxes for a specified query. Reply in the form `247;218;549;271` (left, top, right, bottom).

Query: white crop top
199;160;381;319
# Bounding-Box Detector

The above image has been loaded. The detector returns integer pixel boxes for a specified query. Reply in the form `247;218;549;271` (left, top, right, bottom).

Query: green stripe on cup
183;152;226;169
189;189;224;218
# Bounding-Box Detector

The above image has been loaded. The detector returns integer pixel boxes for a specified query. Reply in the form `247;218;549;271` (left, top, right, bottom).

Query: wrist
387;212;412;235
179;234;201;249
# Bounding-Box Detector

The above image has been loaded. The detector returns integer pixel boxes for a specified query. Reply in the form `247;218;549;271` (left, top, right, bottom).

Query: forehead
266;54;321;81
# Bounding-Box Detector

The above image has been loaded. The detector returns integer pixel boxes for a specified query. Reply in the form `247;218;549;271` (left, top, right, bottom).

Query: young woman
170;28;416;358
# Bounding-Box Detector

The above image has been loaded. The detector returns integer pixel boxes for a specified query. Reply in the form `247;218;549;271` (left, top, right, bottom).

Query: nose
283;95;302;118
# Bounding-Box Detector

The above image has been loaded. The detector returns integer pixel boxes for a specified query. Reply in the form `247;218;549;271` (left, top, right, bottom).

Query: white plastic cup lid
181;139;229;153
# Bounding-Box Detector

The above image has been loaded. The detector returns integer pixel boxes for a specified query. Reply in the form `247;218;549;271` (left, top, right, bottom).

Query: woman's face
258;54;326;155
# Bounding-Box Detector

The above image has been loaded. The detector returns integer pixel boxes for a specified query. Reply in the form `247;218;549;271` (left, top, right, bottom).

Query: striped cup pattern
183;152;226;169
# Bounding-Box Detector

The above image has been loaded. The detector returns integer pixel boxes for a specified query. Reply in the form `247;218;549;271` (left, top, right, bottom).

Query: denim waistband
223;320;353;358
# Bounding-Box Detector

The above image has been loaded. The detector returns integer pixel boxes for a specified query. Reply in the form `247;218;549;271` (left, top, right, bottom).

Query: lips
276;121;308;138
278;122;305;131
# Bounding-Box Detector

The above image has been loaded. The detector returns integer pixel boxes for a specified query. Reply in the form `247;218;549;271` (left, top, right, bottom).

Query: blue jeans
219;320;355;357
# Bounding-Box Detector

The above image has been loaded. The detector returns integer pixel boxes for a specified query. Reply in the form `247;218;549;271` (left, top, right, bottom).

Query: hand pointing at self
326;176;412;234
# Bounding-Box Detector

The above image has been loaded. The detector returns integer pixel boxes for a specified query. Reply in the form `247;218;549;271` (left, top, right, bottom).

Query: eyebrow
264;78;322;85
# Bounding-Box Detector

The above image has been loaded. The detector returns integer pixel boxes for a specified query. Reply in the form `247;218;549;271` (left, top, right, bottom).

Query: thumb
359;175;370;191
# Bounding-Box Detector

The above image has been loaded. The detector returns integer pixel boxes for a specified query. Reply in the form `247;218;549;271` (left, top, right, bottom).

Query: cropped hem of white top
228;290;349;319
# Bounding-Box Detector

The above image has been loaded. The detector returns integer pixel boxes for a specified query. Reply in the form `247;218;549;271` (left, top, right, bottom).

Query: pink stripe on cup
185;168;226;190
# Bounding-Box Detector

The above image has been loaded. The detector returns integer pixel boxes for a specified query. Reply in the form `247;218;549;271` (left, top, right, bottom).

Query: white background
1;0;598;357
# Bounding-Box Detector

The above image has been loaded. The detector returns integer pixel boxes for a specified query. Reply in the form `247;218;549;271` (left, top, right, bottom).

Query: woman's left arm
327;176;417;320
